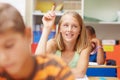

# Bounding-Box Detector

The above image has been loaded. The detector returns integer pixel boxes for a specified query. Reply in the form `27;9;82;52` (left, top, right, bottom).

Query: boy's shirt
0;55;75;80
89;48;106;62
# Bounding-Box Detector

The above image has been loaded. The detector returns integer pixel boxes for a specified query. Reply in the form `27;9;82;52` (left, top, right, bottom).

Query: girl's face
60;14;81;43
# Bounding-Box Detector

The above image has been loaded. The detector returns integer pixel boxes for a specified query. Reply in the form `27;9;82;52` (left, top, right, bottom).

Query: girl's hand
42;5;56;31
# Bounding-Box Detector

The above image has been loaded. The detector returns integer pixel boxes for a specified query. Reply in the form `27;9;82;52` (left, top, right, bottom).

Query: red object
106;45;120;78
31;43;38;54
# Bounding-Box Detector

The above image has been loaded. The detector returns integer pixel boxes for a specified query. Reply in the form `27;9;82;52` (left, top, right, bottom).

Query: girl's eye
72;25;77;28
63;24;68;27
72;24;79;28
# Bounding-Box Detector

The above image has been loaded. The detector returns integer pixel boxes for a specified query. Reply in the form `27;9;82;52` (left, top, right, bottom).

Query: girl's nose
68;26;72;31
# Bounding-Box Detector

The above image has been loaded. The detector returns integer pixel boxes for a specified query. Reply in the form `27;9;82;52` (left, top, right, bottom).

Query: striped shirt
0;55;75;80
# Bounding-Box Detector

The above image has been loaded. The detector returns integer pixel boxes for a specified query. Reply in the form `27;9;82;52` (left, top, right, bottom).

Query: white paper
76;75;89;80
89;62;98;66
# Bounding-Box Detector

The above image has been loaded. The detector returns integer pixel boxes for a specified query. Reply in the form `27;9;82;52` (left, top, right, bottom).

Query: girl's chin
64;39;74;42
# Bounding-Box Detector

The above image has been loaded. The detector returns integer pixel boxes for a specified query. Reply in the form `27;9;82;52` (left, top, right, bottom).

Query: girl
35;10;93;78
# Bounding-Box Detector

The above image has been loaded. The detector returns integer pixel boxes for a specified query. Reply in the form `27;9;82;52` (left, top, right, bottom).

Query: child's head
86;25;96;40
55;11;89;53
0;3;31;75
0;3;25;34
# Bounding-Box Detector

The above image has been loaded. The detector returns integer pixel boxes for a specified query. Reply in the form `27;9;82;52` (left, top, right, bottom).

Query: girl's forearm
35;28;51;55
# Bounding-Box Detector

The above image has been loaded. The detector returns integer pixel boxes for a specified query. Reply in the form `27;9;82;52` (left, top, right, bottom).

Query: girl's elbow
75;70;86;78
78;71;86;78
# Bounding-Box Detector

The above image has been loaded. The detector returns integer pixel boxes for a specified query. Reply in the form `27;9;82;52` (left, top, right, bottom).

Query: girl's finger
51;3;56;12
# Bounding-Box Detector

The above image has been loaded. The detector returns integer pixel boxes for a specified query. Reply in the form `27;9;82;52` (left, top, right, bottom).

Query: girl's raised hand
42;4;56;30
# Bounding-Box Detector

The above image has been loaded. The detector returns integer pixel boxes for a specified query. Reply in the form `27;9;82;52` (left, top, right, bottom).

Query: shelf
85;22;120;24
33;11;83;19
98;22;120;24
32;11;64;16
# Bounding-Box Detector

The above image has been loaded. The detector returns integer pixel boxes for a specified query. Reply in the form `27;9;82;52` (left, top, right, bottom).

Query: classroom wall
84;0;120;22
85;23;120;40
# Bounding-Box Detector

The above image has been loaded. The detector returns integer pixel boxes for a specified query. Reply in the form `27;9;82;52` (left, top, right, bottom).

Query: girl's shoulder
47;38;57;47
47;38;58;53
48;38;56;43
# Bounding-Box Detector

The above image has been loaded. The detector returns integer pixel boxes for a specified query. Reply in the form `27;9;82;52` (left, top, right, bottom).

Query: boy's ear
92;34;96;38
93;34;96;37
24;27;32;40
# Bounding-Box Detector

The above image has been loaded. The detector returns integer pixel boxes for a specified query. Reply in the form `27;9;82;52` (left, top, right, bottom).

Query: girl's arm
35;6;56;55
71;45;92;78
35;28;51;55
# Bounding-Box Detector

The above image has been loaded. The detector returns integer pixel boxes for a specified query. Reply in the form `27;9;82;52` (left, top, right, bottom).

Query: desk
88;77;120;80
87;65;118;77
88;65;119;68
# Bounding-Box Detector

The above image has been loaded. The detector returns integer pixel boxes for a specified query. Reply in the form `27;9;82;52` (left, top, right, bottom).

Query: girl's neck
64;41;76;51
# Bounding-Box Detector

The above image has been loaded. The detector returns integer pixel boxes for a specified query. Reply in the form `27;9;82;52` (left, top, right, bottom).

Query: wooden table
88;77;120;80
88;65;119;68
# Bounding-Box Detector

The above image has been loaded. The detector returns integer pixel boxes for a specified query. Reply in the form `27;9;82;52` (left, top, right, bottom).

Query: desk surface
88;65;119;68
88;77;120;80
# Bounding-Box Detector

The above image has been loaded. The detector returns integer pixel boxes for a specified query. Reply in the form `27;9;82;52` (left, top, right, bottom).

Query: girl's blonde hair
55;11;89;53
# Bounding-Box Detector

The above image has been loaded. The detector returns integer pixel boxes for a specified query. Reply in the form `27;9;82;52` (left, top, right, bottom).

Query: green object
55;50;79;68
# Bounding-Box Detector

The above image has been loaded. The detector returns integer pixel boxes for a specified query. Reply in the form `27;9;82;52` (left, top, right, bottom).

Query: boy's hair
0;3;25;34
55;11;89;53
86;25;96;35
